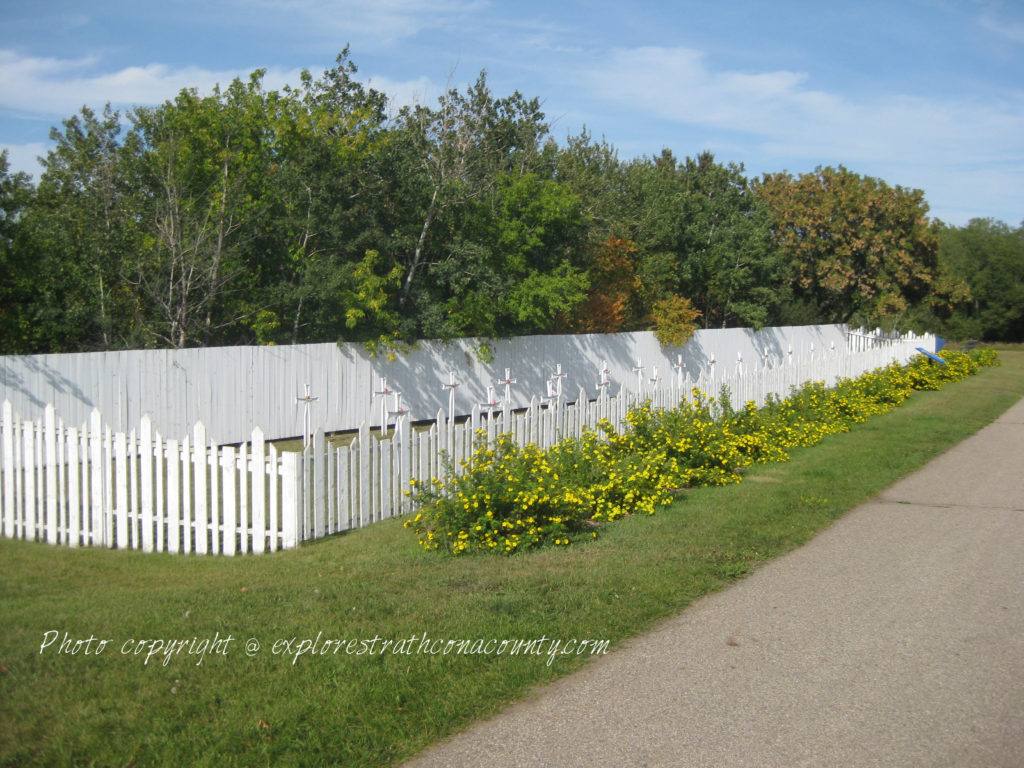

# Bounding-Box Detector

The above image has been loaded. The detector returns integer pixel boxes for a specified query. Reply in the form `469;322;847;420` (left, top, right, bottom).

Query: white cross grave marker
442;371;460;425
549;363;567;400
632;358;644;395
496;368;517;405
296;383;319;449
375;377;392;435
673;354;685;389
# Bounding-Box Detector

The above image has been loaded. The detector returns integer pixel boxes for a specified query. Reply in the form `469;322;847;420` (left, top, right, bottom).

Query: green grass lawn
2;351;1022;768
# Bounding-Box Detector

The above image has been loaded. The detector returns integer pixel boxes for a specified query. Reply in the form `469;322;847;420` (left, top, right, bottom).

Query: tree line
0;51;1021;355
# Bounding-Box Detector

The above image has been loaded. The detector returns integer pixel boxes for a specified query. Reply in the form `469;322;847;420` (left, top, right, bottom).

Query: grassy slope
1;351;1021;768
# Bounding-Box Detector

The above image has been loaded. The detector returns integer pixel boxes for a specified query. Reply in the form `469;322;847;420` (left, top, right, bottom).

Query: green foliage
404;349;998;555
624;151;787;330
0;150;36;349
1;50;1016;354
932;219;1024;342
755;166;958;328
11;107;141;351
651;294;702;347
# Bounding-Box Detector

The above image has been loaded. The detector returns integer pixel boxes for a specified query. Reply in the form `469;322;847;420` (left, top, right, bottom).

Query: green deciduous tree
0;150;35;349
125;76;276;347
935;218;1024;341
390;71;584;341
13;107;140;351
624;150;785;330
755;166;955;328
247;52;396;345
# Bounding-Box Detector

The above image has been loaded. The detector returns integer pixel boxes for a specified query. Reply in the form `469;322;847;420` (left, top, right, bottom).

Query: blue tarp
916;347;947;365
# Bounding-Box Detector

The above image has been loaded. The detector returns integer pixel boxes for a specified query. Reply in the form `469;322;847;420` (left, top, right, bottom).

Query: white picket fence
0;332;932;556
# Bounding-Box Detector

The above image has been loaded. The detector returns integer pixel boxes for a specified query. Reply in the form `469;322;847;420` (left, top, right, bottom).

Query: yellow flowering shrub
404;348;997;555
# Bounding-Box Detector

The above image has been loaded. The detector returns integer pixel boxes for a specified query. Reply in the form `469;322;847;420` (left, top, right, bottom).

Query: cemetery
0;325;943;555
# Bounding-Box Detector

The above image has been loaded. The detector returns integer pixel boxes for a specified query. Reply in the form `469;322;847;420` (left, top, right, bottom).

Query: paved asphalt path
403;398;1024;768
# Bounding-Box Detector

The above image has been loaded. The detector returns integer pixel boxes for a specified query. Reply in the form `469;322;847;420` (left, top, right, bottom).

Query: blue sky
1;0;1021;226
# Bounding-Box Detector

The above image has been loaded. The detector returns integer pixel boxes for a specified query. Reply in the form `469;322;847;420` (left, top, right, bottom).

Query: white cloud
585;46;1024;169
581;45;1024;224
0;49;305;118
585;47;835;133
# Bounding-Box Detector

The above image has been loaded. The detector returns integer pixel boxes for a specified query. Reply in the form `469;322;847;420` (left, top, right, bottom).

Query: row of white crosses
296;355;690;448
296;378;412;444
437;364;569;422
703;339;839;376
632;357;669;395
298;339;847;442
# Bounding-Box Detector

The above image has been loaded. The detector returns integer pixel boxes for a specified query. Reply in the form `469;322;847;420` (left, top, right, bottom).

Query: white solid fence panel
3;326;885;445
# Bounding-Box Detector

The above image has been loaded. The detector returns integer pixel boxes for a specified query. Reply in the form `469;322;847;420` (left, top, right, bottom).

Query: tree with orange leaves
755;165;963;327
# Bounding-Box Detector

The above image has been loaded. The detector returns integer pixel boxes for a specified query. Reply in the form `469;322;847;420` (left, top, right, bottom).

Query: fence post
358;421;370;528
222;445;237;556
114;430;128;549
44;405;58;545
193;422;208;555
281;451;301;550
251;427;266;555
140;415;154;553
2;401;13;538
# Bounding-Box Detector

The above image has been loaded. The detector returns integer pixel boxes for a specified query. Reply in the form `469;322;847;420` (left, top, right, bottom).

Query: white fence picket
281;451;300;550
88;410;103;547
154;428;165;553
222;445;237;557
251;428;266;554
2;400;13;538
44;406;57;545
167;438;181;553
238;441;248;552
140;416;154;553
268;442;280;552
195;424;210;555
67;426;80;548
181;436;192;553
